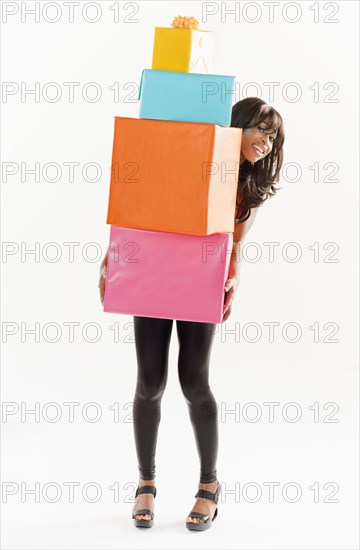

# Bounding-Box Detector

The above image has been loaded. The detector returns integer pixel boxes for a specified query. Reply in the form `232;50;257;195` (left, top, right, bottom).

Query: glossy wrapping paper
103;225;233;323
152;27;214;73
106;117;242;235
138;69;236;126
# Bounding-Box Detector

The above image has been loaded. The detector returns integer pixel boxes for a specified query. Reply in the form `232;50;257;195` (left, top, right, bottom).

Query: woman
98;97;285;531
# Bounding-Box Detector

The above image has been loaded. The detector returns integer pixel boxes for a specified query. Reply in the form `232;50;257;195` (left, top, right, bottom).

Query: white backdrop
1;1;359;549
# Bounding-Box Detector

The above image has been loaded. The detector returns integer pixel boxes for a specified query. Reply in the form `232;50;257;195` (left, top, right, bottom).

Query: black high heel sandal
132;485;157;528
186;480;221;531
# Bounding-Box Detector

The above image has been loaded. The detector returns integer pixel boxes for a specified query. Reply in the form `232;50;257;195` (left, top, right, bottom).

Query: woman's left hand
222;274;240;322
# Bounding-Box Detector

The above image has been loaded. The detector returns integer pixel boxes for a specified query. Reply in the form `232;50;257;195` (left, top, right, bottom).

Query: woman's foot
186;479;220;525
132;478;156;521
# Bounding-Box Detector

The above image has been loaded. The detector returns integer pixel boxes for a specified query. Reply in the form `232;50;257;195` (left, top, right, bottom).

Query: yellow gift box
152;27;214;73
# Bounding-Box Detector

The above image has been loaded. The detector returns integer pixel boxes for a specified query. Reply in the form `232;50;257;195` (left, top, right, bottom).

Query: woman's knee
180;380;218;421
135;377;167;402
178;372;211;402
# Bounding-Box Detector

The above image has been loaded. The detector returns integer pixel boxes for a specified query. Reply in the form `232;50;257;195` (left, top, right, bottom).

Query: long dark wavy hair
231;97;285;223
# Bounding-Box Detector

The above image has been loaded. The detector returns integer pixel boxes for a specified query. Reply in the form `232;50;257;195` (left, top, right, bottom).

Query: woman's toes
136;514;150;520
191;517;202;523
134;512;150;520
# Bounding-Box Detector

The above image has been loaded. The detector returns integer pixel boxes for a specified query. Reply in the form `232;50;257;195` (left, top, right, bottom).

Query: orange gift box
106;117;242;235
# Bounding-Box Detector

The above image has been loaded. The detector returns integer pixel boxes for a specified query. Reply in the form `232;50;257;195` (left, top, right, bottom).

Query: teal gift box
138;69;236;126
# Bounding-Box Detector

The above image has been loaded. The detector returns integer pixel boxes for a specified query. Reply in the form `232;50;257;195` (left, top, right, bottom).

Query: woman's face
240;119;277;165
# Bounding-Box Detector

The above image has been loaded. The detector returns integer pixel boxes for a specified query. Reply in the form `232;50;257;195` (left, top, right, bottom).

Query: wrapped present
138;69;236;126
103;225;233;323
106;117;242;235
152;25;214;73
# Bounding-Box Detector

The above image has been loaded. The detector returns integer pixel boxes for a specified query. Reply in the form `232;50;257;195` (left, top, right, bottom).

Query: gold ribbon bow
171;15;199;30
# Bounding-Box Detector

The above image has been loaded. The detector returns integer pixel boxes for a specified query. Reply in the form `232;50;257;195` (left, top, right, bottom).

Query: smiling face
240;118;278;165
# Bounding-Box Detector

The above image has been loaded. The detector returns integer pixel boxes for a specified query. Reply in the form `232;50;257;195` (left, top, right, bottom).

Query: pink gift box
103;225;233;323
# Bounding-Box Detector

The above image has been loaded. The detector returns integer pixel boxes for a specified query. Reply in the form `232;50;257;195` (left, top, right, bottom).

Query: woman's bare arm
98;249;108;306
231;207;259;277
222;207;259;322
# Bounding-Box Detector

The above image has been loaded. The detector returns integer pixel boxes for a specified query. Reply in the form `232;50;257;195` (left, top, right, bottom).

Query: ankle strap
135;485;157;498
195;484;220;505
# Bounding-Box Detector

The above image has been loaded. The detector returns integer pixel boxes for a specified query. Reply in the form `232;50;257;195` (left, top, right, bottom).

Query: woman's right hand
98;250;108;306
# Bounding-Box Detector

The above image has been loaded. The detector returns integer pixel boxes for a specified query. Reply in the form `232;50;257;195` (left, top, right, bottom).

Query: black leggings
132;316;219;484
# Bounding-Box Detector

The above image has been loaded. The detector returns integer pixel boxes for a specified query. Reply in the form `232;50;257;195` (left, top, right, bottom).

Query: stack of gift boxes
103;17;242;323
